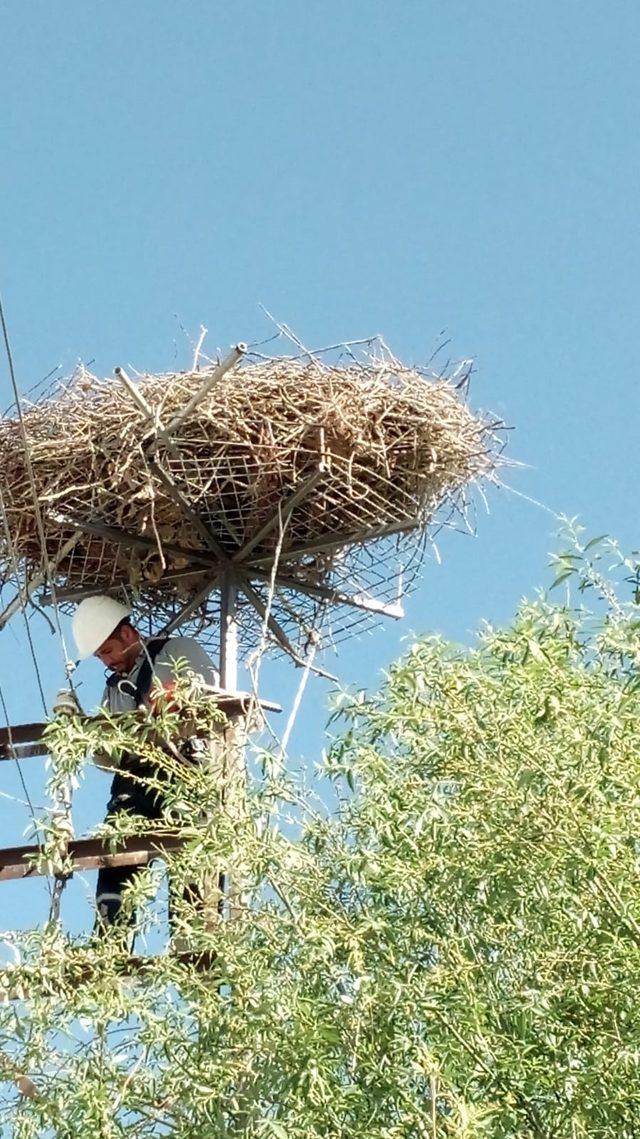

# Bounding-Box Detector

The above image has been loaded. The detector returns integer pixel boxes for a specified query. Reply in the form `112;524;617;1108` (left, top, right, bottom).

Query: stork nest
0;349;504;648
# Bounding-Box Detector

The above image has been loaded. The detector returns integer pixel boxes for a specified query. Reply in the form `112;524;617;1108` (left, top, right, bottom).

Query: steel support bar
39;569;211;608
40;583;128;606
240;577;338;681
0;833;185;882
146;457;230;561
252;568;404;619
164;344;245;437
159;574;220;637
115;345;244;446
248;516;419;569
51;513;218;570
233;468;325;563
114;367;157;423
240;577;304;661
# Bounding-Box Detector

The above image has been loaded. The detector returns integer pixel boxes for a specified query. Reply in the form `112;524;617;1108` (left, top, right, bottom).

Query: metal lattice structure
0;342;504;667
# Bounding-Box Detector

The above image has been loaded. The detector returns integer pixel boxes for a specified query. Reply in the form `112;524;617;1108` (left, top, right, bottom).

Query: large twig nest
0;350;504;648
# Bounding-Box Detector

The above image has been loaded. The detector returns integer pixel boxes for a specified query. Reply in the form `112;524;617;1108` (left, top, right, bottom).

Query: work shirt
102;636;220;714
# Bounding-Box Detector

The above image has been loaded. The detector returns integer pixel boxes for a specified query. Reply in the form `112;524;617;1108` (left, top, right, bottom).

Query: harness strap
105;637;169;707
134;637;169;705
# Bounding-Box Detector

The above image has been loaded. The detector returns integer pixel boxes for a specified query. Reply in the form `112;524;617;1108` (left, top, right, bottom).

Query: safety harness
105;638;169;818
105;636;169;708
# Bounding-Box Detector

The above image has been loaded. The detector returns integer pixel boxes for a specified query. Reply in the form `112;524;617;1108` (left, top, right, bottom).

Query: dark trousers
95;761;164;931
96;861;203;932
94;751;201;929
95;751;206;938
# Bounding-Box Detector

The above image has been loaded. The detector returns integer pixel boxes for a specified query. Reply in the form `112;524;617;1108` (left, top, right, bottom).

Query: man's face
95;623;141;674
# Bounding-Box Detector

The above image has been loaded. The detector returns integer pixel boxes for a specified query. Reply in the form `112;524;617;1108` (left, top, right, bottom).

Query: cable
0;683;38;825
0;296;77;688
0;298;73;913
0;499;53;898
0;680;53;912
0;485;48;718
498;478;565;523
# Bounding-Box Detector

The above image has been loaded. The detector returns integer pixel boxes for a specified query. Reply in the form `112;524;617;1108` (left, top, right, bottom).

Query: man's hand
148;680;180;715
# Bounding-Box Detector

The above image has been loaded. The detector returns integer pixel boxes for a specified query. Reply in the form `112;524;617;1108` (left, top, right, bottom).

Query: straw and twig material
0;346;504;652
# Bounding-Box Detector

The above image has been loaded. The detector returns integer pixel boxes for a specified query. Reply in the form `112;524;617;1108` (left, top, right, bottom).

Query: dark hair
110;617;135;638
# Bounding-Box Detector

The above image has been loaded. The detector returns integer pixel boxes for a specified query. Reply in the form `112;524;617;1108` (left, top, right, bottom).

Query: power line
0;298;72;914
0;684;37;824
0;295;76;688
0;485;48;718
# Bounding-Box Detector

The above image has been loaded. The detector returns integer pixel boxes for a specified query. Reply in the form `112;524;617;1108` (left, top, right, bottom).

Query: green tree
1;528;640;1137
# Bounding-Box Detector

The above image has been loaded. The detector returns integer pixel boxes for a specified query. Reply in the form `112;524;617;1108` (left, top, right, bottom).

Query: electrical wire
0;679;53;924
0;298;73;914
0;498;54;902
0;683;38;828
0;485;48;718
0;296;77;688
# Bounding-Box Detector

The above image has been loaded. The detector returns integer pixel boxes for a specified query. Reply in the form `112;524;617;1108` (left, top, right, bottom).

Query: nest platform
0;346;504;656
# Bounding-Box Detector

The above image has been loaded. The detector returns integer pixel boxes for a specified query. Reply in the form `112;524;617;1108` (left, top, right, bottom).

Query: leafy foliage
1;533;640;1136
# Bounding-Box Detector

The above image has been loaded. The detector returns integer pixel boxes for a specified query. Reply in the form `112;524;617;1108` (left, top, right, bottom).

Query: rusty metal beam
0;950;219;1002
0;695;281;765
0;720;49;764
51;513;218;570
0;743;49;762
0;833;184;882
0;722;47;748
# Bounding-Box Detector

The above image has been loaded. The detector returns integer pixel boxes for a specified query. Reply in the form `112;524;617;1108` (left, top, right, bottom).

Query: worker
71;595;219;933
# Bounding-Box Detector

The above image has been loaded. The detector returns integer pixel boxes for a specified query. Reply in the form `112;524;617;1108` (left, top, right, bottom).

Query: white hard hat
72;596;132;659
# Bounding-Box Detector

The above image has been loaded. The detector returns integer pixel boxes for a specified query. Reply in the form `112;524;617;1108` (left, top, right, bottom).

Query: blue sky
1;0;638;934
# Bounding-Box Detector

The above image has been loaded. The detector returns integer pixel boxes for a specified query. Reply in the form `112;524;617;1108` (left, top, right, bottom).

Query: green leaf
550;568;575;589
527;639;547;663
583;534;608;551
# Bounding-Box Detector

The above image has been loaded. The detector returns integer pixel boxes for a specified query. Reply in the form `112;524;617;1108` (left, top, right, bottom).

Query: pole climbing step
0;722;49;762
0;833;185;882
0;692;280;764
0;948;220;1006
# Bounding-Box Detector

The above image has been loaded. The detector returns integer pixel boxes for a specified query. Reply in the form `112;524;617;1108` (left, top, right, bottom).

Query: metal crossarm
0;833;185;882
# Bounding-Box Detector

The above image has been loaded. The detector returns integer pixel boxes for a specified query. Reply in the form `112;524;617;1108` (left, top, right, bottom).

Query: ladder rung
0;834;184;881
0;950;218;1001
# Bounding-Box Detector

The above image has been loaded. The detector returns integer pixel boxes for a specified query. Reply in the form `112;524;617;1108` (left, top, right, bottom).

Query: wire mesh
0;345;505;659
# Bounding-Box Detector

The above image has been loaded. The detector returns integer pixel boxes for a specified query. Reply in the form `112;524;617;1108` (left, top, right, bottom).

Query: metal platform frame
0;346;407;651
